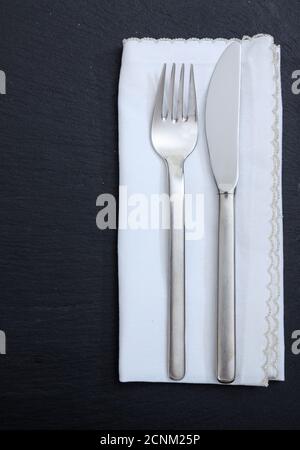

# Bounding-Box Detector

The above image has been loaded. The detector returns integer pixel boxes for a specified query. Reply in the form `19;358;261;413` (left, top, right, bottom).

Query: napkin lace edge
123;33;274;44
262;43;281;387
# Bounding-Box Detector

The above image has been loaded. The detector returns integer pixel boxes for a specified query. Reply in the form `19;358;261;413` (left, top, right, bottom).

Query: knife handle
217;192;236;383
167;158;185;381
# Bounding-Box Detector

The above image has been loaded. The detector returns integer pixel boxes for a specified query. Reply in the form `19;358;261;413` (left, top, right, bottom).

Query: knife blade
205;42;241;384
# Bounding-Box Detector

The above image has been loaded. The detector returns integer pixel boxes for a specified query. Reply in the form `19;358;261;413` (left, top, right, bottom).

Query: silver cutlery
151;64;198;380
205;42;241;383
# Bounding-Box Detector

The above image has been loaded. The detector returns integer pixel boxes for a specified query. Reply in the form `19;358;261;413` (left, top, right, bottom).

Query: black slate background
0;0;299;430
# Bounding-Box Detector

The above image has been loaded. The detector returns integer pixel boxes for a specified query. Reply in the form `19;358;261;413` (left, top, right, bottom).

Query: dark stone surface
0;0;299;430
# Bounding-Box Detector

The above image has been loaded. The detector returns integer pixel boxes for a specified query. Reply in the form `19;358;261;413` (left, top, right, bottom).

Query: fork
151;64;198;380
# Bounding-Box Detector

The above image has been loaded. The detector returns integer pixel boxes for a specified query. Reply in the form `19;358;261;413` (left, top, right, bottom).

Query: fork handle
167;158;185;381
217;191;236;383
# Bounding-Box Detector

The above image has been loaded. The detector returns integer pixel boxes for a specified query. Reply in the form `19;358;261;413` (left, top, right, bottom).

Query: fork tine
153;63;167;120
169;63;176;120
187;64;197;120
177;64;184;120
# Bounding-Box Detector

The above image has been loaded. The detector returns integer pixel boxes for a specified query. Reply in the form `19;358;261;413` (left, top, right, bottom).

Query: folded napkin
118;34;284;386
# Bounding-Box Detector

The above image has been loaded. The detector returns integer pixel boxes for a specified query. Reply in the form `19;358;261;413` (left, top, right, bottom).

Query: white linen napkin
118;34;284;386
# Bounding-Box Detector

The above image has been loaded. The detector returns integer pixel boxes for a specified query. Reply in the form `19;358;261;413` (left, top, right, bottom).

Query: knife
205;42;241;384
